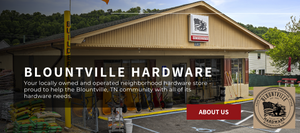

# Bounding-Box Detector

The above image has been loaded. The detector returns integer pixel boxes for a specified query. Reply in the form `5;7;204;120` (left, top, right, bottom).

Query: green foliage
238;22;269;38
264;16;300;74
12;39;20;45
238;22;288;38
3;39;11;45
143;8;159;13
0;7;158;44
188;95;201;100
250;70;256;74
188;93;201;100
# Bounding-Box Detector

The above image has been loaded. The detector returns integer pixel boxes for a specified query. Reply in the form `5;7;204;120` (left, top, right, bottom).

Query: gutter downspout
50;43;63;110
39;43;63;83
51;43;63;69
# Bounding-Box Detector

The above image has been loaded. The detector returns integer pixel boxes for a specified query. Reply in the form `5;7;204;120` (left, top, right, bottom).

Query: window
194;59;222;87
231;59;243;83
257;53;261;59
259;69;265;75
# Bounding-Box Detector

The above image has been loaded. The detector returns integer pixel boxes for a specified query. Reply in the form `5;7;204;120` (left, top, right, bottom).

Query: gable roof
0;40;10;49
0;1;273;53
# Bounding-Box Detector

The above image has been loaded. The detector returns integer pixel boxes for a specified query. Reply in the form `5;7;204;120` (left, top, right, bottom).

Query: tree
12;39;20;45
3;39;11;45
265;16;300;74
0;7;158;45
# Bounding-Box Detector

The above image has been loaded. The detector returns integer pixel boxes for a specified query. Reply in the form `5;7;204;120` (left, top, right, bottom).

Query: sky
0;0;299;31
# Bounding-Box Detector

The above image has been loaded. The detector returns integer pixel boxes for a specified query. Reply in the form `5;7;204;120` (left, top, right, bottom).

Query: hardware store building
0;1;273;116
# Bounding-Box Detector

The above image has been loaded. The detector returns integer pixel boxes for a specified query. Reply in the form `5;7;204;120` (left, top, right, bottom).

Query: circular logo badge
254;87;295;128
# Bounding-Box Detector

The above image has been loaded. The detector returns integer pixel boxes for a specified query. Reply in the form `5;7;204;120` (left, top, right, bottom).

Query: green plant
188;95;201;100
188;93;201;100
250;70;256;74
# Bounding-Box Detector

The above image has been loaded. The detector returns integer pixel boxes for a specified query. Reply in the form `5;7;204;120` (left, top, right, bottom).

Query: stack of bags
9;100;32;122
35;111;63;133
29;99;46;116
13;119;34;133
5;99;63;133
30;116;48;133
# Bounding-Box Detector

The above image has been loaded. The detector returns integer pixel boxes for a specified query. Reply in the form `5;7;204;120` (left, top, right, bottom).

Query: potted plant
164;97;174;108
189;94;201;104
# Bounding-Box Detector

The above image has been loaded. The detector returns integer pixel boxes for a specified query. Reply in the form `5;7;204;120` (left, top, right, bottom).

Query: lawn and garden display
4;99;63;133
141;84;154;112
34;111;62;132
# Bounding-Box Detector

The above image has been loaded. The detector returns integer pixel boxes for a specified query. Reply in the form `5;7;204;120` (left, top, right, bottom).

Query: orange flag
102;0;109;4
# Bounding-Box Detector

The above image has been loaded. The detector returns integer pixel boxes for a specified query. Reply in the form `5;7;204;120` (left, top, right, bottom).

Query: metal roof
0;40;10;49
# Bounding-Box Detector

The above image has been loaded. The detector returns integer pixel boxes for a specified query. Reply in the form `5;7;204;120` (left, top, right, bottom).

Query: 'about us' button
186;104;241;120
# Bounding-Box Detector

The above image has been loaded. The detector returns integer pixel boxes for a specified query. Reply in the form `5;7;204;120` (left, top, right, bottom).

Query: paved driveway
126;94;300;133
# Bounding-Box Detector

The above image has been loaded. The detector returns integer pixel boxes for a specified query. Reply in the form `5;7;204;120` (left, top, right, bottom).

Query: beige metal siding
79;6;266;50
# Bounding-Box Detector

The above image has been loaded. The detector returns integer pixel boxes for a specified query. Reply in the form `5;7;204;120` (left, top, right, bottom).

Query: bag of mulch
15;119;31;126
35;112;48;118
46;111;61;118
31;107;45;112
32;111;44;117
6;123;14;130
48;123;59;127
31;110;46;116
16;114;30;121
31;119;45;123
16;106;32;113
48;126;62;130
33;131;47;133
31;103;45;108
32;122;49;127
43;117;55;121
15;110;31;118
14;100;30;109
45;120;55;124
29;99;44;105
48;129;62;133
14;123;34;130
30;116;45;123
13;129;34;133
35;126;48;130
36;111;61;118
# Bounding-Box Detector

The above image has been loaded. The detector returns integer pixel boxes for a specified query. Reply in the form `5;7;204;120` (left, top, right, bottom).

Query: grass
249;84;300;94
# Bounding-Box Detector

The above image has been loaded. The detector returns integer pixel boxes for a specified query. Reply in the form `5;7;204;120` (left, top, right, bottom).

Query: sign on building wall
189;14;209;42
